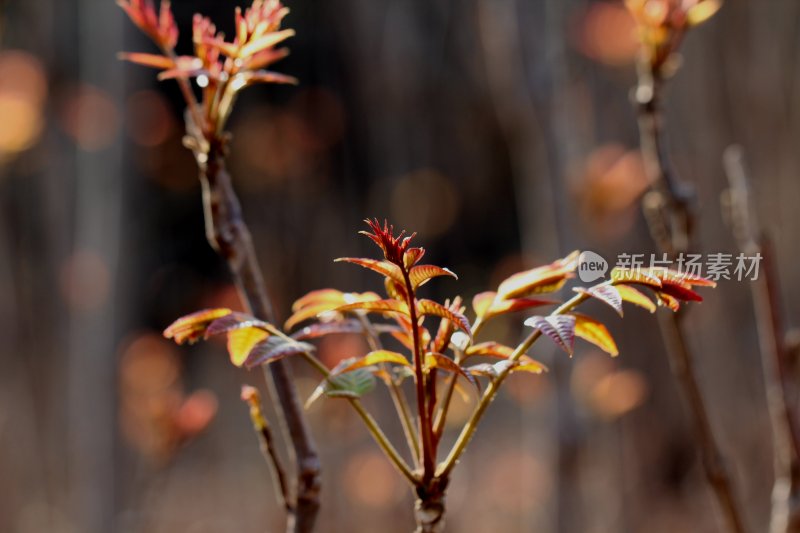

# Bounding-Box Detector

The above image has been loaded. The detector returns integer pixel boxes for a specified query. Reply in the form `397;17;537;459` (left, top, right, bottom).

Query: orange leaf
572;313;619;357
334;257;403;284
417;299;472;338
616;285;656;313
239;29;295;58
464;341;539;366
404;247;425;268
496;251;579;299
409;264;457;288
227;327;269;367
164;308;233;344
424;352;479;391
472;291;496;318
610;268;662;287
118;52;175;70
332;350;410;375
656;292;680;311
205;312;269;338
335;299;410;317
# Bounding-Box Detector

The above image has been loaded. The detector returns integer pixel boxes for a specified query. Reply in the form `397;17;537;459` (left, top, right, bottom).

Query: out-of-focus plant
118;2;321;532
622;2;749;532
165;219;715;532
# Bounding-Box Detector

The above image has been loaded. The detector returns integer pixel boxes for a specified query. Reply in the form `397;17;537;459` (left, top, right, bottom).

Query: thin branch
634;67;747;533
242;386;294;514
197;143;321;533
723;146;800;533
437;292;590;479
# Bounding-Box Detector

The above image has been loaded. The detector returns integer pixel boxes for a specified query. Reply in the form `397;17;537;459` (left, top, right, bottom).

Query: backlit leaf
244;337;314;368
404;247;425;268
335;299;409;317
239;29;295;58
659;283;703;302
332;350;411;375
424;352;479;391
164;308;233;344
610;268;662;287
285;289;381;330
486;297;556;320
118;52;175;70
572;313;619;357
464;342;542;366
496;251;579;300
686;0;722;26
574;285;623;317
384;277;408;301
511;362;548;374
524;315;576;355
656;292;681;311
334;257;403;284
409;265;457;288
417;299;472;338
227;327;269;367
472;291;496;318
616;285;656;313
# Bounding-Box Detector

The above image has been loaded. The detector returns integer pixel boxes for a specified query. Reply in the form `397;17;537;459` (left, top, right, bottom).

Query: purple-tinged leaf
574;285;623;317
524;315;577;355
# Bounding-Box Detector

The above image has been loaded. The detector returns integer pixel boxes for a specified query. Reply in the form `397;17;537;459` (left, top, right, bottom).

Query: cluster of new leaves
118;0;296;136
625;0;722;72
164;220;715;412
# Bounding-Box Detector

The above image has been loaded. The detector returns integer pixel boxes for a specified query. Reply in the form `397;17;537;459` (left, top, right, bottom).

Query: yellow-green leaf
227;327;269;367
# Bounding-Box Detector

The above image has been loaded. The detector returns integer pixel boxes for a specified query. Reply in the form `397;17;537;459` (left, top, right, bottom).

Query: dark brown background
0;0;797;531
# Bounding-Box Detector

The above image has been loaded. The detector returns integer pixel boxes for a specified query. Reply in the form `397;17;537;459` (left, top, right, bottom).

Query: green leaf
305;363;376;408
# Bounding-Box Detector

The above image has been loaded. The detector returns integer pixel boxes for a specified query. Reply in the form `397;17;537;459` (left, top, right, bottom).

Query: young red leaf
244;337;315;368
334;257;403;284
164;308;233;344
524;314;577;355
571;313;619;357
658;282;704;302
227;327;269;367
417;299;472;338
656;292;681;311
424;352;479;391
404;247;425;268
616;285;657;313
574;285;623;317
496;251;579;300
331;350;411;375
409;265;457;289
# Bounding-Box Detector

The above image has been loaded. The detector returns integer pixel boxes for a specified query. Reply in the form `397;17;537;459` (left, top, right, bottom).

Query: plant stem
357;313;421;466
634;65;747;533
438;293;589;478
403;269;436;482
283;339;418;485
723;147;800;533
198;144;321;533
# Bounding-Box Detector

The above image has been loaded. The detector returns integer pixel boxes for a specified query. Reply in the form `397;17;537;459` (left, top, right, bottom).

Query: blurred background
1;0;799;531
